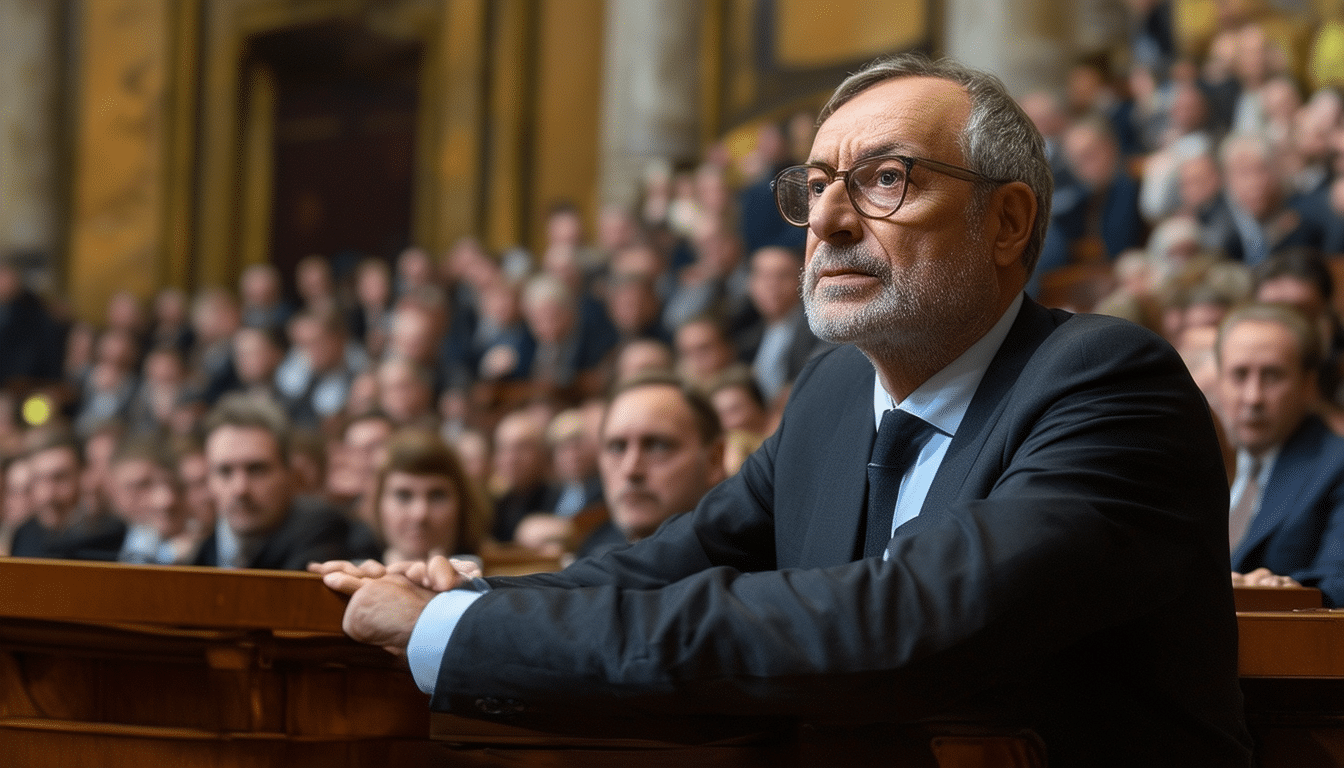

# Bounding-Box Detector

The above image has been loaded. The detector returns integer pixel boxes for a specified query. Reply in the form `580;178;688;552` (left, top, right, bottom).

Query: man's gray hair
203;392;293;460
817;53;1053;275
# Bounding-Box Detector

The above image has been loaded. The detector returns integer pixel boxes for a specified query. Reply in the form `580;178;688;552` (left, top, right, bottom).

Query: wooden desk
1233;585;1323;612
0;558;433;767
3;559;1342;767
1237;605;1344;767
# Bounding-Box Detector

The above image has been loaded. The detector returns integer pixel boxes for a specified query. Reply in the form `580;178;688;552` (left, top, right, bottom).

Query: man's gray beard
801;241;992;358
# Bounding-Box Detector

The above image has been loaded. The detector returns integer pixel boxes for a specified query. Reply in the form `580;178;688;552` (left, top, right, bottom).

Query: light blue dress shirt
407;293;1026;694
871;293;1023;555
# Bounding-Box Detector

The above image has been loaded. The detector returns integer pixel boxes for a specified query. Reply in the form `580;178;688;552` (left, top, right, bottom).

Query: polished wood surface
0;557;347;631
0;559;430;768
2;559;1343;767
1233;585;1323;613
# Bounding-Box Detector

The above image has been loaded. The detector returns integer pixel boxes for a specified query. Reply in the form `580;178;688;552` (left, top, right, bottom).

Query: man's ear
987;181;1037;268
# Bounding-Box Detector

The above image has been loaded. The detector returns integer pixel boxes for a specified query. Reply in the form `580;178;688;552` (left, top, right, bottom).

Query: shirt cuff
407;588;485;695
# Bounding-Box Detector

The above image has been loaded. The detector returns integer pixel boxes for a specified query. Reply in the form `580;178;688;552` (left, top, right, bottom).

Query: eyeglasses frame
770;154;1010;227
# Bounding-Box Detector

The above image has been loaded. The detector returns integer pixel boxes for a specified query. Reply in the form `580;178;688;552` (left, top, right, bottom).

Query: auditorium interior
4;0;1344;766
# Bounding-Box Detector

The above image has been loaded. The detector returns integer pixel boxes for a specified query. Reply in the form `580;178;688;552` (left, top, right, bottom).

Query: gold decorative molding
68;0;173;322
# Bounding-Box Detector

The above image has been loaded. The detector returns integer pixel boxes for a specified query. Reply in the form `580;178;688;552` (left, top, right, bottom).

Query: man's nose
619;447;647;476
221;473;250;499
809;179;862;244
1241;375;1266;405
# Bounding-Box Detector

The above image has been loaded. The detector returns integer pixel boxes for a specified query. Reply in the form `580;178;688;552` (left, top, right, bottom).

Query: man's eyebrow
807;142;914;167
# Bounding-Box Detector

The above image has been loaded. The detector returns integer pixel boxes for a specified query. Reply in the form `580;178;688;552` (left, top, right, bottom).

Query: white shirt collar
1235;446;1279;485
872;292;1025;436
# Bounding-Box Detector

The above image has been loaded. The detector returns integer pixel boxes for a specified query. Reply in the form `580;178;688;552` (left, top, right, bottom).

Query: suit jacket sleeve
433;311;1234;728
1291;478;1344;606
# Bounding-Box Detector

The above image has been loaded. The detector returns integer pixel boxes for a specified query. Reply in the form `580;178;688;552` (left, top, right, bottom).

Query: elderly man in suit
317;55;1251;765
1220;302;1344;605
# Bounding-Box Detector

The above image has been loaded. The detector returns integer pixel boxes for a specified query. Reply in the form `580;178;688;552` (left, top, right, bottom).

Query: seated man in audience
673;314;745;392
227;326;287;404
108;435;195;564
1;456;33;556
577;373;725;558
1219;303;1344;605
193;393;371;570
487;408;558;543
10;428;126;560
707;368;772;437
1047;114;1145;264
278;310;362;430
733;245;833;405
546;407;604;521
1217;133;1324;266
514;374;725;558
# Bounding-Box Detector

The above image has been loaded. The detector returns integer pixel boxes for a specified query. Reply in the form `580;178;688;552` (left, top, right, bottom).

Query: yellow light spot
21;395;52;427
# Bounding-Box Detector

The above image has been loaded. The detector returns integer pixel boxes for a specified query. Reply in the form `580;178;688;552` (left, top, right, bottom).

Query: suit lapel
922;298;1061;515
1231;418;1319;568
793;347;879;566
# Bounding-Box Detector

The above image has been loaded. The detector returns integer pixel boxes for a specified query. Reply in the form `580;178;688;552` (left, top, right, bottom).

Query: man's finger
450;557;483;580
309;559;355;575
355;560;388;578
426;555;461;591
323;570;365;595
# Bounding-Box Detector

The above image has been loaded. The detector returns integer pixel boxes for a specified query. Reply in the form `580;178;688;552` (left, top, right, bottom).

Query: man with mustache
577;373;724;558
318;54;1250;765
511;373;723;557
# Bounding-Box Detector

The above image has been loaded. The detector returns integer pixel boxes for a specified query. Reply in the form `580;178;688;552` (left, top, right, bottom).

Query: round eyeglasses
771;154;1008;227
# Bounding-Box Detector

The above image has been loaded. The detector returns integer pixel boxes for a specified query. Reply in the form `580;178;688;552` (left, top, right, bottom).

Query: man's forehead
811;76;969;163
604;387;693;434
32;446;78;469
113;458;155;477
1221;321;1303;363
208;426;282;459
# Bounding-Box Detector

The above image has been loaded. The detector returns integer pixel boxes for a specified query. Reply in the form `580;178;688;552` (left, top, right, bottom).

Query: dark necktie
865;409;936;558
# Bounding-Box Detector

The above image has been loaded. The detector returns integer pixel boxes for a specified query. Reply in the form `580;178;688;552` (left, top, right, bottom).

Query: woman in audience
373;429;489;566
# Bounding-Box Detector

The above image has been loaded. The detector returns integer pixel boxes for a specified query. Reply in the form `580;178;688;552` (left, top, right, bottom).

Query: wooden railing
0;560;1340;767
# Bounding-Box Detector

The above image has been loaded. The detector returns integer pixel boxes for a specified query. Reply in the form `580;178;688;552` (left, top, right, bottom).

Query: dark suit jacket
193;496;365;570
432;299;1251;766
1215;200;1324;264
10;511;126;561
1049;170;1146;261
1232;415;1344;606
0;289;66;387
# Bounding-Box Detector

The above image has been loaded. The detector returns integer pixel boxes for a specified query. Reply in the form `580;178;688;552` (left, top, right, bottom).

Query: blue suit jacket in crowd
1232;415;1344;607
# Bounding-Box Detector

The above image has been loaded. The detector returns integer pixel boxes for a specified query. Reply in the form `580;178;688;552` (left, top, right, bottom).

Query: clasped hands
307;556;483;654
1231;567;1301;589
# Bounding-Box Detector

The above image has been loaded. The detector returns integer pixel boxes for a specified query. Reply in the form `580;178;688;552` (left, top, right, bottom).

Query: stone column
0;0;62;286
943;0;1129;96
598;0;704;210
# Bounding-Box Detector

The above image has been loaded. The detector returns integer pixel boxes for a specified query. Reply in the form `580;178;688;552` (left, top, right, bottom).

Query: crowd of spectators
5;2;1344;581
